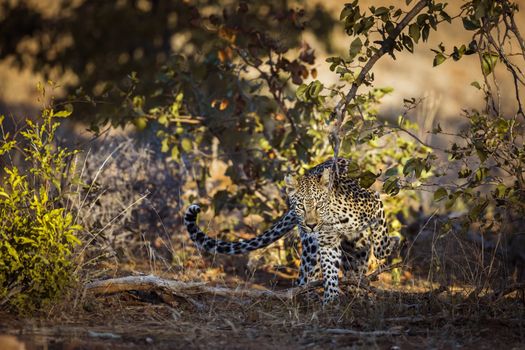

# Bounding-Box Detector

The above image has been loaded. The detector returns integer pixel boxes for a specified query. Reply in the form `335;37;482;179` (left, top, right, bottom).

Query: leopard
184;158;398;303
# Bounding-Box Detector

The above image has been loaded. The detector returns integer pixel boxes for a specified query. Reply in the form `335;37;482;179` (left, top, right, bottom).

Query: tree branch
331;0;429;165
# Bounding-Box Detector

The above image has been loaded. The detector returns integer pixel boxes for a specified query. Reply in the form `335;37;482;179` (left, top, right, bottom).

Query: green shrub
0;91;82;312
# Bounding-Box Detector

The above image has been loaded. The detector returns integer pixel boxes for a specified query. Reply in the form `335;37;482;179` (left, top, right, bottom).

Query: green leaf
374;7;389;16
473;2;486;20
385;167;398;177
422;25;430;42
15;236;36;245
475;167;487;182
161;138;169;153
4;241;20;262
462;17;480;31
481;52;498;75
358;170;378;188
181;138;193;152
403;158;424;178
349;37;363;59
433;53;446;66
470;81;481;89
158;114;168;126
466;40;478;55
445;192;458;209
53;110;72;118
402;35;414;53
340;4;355;20
296;84;309;101
385;21;395;35
409;23;420;43
494;184;508;198
383;176;400;196
434;187;448;202
171;146;179;160
52;178;61;192
346;161;361;177
440;10;452;23
416;14;428;26
308;80;324;98
66;233;81;246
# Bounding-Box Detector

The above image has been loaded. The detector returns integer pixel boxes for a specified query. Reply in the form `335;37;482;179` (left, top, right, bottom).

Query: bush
0;88;82;312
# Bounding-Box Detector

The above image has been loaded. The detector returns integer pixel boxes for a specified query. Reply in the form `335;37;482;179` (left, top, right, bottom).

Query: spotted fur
184;158;398;303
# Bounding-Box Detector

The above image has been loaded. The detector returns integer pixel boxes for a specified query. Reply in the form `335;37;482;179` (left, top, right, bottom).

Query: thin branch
388;125;434;149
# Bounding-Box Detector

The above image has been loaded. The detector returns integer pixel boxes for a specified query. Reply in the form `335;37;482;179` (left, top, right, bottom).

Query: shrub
0;88;82;312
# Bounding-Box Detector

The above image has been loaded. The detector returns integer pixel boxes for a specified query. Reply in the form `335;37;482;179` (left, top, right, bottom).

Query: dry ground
1;260;524;350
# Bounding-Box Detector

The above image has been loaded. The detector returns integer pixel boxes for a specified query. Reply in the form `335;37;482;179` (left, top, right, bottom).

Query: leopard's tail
184;204;297;254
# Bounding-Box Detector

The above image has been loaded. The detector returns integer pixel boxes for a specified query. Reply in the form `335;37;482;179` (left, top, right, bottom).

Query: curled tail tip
184;204;201;224
188;204;201;213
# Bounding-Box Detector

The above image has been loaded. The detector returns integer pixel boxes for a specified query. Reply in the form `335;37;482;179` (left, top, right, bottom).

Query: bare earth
1;264;524;350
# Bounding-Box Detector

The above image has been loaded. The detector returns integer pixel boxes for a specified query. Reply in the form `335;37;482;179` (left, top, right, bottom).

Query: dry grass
1;140;524;349
2;267;524;349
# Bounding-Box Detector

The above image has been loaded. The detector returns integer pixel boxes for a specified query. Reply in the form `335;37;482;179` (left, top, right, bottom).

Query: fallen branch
85;264;403;303
383;316;427;323
317;328;402;337
85;275;293;300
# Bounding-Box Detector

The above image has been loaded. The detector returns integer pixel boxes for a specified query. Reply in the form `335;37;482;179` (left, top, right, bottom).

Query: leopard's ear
284;174;298;193
320;167;331;186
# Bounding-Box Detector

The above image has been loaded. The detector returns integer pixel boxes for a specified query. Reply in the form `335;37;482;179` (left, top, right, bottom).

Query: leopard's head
284;168;331;233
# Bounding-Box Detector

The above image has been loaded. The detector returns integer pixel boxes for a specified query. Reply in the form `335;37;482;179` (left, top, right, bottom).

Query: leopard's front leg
296;229;321;286
318;233;342;304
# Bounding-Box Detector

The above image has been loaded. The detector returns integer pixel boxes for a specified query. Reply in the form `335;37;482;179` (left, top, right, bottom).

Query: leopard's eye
296;203;305;211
